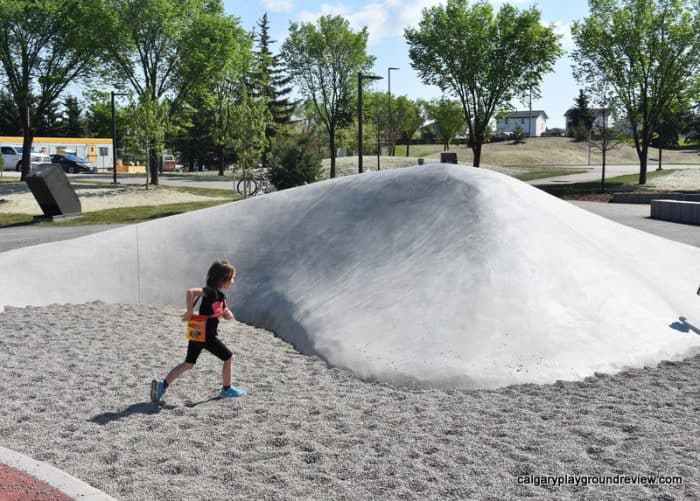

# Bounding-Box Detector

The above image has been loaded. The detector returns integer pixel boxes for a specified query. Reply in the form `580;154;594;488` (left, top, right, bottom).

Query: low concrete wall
613;192;700;204
650;199;700;225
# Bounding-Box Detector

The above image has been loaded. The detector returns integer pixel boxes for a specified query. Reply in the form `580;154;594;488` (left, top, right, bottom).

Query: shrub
269;133;322;190
570;124;590;142
512;125;526;144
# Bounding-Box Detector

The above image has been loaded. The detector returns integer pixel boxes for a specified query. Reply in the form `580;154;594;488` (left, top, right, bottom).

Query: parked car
50;153;96;173
162;153;183;172
542;127;566;137
1;145;51;171
491;131;514;142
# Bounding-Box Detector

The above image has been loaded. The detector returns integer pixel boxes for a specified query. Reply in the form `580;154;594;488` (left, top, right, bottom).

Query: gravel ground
0;302;698;500
3;164;700;500
0;182;229;214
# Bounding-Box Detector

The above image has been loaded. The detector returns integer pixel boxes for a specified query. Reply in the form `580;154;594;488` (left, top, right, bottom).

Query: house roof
505;110;548;119
562;107;611;116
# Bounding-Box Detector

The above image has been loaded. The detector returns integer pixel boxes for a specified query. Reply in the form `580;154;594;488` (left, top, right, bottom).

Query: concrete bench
612;192;700;204
650;199;700;225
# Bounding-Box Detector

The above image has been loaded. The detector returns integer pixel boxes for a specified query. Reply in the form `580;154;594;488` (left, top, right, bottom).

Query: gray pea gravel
0;302;697;500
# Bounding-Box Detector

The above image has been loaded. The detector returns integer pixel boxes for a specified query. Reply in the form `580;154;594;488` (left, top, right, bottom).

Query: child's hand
181;311;193;322
222;308;234;321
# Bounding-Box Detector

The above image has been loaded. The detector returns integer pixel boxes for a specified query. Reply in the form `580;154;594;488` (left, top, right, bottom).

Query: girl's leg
165;362;194;385
222;357;232;388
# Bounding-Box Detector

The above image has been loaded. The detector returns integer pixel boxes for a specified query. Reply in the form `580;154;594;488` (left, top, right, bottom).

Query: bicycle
235;168;275;197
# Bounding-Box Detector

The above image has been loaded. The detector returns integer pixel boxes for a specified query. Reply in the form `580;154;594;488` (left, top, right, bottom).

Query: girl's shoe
220;386;246;398
151;379;166;402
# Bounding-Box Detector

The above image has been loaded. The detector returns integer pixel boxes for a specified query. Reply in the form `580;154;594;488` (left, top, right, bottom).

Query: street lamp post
357;72;383;174
387;67;399;156
111;91;129;183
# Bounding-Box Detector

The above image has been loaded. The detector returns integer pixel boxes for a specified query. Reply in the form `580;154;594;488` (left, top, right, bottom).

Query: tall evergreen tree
34;100;62;136
0;90;21;135
253;13;297;128
62;96;85;137
252;13;298;169
565;89;595;131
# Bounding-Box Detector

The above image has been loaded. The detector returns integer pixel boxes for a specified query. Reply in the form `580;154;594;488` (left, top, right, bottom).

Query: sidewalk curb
0;445;117;500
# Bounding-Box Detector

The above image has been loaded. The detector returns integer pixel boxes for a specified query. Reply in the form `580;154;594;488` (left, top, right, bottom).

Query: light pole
358;72;383;174
387;67;399;156
111;91;129;184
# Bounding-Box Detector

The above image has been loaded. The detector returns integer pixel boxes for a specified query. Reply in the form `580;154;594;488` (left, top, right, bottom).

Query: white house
564;107;614;132
496;110;548;137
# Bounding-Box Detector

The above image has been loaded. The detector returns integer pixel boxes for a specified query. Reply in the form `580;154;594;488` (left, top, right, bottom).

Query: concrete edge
0;445;117;500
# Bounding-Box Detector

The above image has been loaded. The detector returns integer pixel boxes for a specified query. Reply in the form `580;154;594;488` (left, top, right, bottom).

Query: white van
1;145;51;171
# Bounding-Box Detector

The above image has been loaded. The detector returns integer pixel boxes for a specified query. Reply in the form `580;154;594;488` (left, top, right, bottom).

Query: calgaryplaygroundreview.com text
517;474;683;487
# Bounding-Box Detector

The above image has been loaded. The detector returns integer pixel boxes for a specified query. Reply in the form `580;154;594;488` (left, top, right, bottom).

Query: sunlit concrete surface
2;164;699;389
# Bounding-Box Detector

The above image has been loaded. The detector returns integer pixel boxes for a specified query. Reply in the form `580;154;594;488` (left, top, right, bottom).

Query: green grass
393;144;444;157
537;168;678;195
0;199;234;228
511;168;589;181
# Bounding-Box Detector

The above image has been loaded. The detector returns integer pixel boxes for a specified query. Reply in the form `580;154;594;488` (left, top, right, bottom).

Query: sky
224;0;590;128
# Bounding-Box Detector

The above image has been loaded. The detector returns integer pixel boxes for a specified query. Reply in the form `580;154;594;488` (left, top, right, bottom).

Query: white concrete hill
2;164;699;389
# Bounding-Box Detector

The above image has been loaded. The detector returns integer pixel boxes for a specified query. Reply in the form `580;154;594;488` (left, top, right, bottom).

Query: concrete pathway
528;163;700;185
0;446;116;500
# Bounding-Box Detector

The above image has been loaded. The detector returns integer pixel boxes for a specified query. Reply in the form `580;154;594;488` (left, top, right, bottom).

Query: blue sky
224;0;590;128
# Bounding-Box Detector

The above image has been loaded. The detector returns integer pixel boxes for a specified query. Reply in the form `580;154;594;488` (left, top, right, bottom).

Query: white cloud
297;3;350;23
297;1;445;43
261;0;294;12
551;21;574;52
295;0;555;45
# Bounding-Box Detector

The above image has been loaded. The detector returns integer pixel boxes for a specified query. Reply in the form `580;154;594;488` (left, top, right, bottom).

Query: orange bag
185;315;207;342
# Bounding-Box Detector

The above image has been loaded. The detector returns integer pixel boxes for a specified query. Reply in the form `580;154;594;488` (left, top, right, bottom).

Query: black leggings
185;335;232;364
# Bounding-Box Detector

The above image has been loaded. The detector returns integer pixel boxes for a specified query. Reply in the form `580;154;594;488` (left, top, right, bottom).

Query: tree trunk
600;145;607;194
329;130;336;178
657;146;662;171
219;146;225;176
638;142;648;185
20;105;33;181
149;147;159;185
21;133;33;181
406;140;410;156
472;141;482;167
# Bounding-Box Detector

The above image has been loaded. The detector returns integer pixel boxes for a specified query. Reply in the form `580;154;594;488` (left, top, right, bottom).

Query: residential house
564;107;614;132
496;110;548;137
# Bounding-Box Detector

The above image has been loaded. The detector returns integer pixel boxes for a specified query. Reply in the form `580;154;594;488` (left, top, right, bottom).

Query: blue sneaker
220;386;246;398
151;379;166;402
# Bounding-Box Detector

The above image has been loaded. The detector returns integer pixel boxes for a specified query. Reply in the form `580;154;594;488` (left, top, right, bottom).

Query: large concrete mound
2;164;699;388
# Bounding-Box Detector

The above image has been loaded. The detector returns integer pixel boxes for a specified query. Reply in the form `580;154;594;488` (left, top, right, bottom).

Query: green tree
572;0;700;184
393;96;423;156
253;14;297;128
252;13;298;170
0;0;102;178
98;0;250;185
682;105;700;144
269;132;322;189
405;0;561;167
125;93;168;187
0;90;20;135
84;90;127;142
565;89;596;133
35;100;62;137
281;15;375;178
210;77;269;177
425;99;464;150
62;96;85;137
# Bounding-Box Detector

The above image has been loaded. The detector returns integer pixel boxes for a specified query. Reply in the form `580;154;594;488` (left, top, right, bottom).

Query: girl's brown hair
206;260;236;288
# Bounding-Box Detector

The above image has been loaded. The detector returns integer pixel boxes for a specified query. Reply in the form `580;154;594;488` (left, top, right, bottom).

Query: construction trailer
0;136;113;171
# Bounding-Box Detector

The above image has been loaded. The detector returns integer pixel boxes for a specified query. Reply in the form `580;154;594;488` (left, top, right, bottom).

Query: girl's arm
221;298;234;321
180;288;205;321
